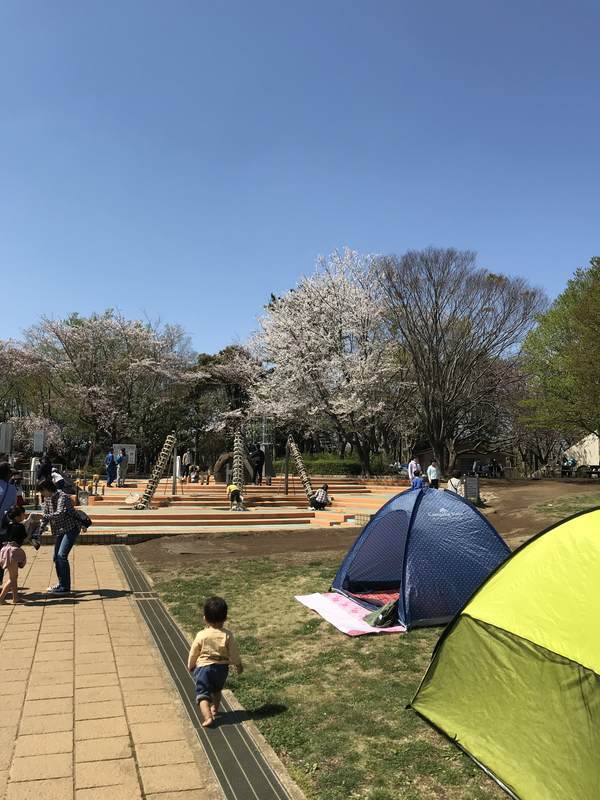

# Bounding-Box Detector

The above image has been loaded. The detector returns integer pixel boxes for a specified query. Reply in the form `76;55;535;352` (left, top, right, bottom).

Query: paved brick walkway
0;546;223;800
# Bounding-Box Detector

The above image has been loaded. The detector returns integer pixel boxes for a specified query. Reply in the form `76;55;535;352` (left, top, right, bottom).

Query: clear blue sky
2;1;598;353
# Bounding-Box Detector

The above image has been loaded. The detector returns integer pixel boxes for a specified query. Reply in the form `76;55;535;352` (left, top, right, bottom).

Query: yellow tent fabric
466;508;600;675
411;508;600;800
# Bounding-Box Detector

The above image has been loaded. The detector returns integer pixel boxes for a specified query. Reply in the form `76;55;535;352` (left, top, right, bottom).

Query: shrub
274;453;397;476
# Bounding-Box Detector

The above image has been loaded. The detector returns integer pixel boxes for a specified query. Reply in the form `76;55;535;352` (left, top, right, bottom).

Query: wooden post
172;437;177;496
284;438;290;496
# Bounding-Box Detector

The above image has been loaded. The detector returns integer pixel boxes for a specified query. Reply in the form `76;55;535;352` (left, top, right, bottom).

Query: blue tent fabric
332;488;510;629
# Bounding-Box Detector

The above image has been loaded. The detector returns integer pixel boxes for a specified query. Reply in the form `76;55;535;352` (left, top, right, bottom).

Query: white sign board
0;423;14;454
113;444;137;466
33;430;45;454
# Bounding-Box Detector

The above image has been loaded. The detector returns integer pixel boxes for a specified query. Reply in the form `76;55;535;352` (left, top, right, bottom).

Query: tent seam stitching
462;612;600;679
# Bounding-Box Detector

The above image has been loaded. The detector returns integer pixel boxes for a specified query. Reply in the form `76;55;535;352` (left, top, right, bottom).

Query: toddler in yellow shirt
187;596;244;727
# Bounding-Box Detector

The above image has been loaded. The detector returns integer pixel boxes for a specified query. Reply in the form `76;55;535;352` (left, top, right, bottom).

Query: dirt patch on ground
131;480;600;571
132;526;362;571
479;479;600;547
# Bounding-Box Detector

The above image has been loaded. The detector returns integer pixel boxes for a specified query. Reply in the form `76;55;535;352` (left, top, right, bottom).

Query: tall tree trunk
353;435;371;477
431;439;447;474
445;441;457;474
382;428;391;459
83;439;95;474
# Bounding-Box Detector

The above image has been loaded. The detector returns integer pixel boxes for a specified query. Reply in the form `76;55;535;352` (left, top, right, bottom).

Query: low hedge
274;459;397;477
274;459;361;476
304;461;363;476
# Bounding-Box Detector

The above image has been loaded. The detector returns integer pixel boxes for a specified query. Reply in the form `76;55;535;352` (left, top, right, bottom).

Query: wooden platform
72;476;397;537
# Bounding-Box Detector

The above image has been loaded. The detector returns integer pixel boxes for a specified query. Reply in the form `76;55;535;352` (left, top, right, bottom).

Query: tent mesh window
345;510;410;593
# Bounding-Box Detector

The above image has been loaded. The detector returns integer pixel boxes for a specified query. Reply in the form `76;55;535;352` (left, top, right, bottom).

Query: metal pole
172;437;177;496
284;437;290;496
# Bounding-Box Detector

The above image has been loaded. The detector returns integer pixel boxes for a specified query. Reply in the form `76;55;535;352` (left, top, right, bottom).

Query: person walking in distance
408;455;421;482
116;448;129;487
181;449;193;480
12;473;26;508
250;446;265;485
0;462;17;528
105;447;117;487
427;460;441;489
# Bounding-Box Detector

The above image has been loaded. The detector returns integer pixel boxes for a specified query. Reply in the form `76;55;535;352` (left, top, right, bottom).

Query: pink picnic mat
295;592;406;636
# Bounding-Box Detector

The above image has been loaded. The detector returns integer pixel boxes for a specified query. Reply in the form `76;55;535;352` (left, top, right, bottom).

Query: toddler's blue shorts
194;663;229;702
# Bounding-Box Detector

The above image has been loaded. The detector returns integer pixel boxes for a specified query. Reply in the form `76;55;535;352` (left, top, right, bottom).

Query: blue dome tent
331;487;510;630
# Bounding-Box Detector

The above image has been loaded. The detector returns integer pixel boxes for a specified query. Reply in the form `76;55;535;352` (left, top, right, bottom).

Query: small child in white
187;596;243;727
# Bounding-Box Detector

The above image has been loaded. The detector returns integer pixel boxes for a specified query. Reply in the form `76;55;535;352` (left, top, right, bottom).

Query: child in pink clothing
0;506;28;604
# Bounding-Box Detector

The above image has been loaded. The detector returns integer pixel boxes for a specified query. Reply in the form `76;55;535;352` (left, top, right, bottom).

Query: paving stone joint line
0;547;221;800
112;545;298;800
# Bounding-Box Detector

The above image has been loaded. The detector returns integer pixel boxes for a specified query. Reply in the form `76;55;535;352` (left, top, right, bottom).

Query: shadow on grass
219;703;288;726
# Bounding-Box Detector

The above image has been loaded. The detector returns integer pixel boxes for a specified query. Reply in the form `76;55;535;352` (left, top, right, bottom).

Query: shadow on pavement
21;588;132;605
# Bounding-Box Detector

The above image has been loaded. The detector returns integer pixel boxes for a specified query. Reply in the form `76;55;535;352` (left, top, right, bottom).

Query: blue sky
2;1;598;353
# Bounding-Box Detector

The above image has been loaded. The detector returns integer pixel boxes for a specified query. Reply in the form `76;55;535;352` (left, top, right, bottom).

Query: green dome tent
410;507;600;799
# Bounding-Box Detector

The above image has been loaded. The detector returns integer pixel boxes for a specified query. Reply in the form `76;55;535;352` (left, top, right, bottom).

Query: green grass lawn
533;491;600;519
149;552;503;800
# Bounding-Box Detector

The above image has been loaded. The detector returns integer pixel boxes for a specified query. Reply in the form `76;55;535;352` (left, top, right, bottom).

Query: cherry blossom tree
15;311;199;467
1;311;264;470
181;345;263;467
249;249;412;475
8;414;66;457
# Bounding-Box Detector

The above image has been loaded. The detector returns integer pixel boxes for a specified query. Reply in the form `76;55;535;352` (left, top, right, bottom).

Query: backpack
73;509;93;529
363;599;399;628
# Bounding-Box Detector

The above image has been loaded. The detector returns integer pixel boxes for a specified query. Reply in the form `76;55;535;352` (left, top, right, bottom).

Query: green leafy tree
523;257;600;438
378;248;546;471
